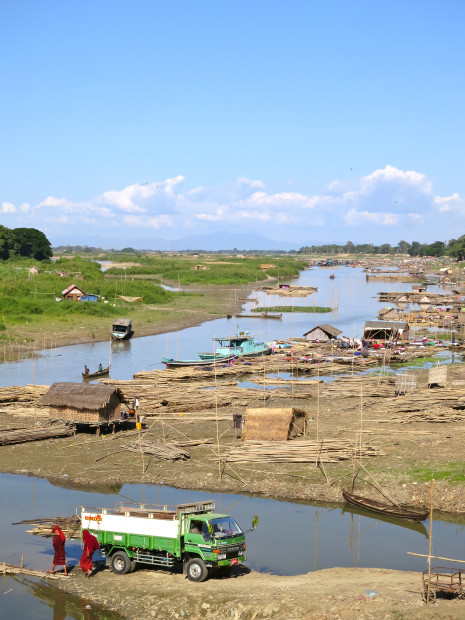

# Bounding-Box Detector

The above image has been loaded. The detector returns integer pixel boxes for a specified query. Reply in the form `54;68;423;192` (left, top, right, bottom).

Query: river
0;265;451;387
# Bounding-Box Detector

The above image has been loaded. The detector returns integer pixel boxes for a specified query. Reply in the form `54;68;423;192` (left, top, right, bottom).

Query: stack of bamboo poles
13;515;81;539
386;388;465;412
0;424;74;446
222;439;384;463
319;376;396;399
126;440;191;460
391;409;465;424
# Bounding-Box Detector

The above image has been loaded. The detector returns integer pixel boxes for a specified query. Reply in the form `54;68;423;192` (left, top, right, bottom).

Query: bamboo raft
1;562;69;579
0;424;74;446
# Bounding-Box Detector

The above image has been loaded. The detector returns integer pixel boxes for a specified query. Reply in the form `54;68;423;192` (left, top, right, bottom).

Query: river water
0;266;460;617
0;266;451;386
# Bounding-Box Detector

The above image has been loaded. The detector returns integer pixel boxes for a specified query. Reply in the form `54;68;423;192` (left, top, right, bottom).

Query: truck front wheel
111;551;135;575
186;557;208;582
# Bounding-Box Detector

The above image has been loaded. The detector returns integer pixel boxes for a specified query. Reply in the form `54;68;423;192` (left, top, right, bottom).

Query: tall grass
0;258;176;325
105;256;307;284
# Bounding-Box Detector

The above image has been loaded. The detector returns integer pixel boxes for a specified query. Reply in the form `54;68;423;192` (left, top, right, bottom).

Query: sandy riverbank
51;562;464;619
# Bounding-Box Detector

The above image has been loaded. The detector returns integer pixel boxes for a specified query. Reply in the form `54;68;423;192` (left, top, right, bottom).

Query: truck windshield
209;517;242;539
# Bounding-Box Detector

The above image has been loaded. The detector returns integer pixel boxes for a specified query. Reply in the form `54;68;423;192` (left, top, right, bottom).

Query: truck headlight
218;553;226;560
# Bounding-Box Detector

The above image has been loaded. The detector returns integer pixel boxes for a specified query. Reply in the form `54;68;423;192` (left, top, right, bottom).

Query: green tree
0;225;12;260
448;236;465;260
397;240;411;254
11;228;53;260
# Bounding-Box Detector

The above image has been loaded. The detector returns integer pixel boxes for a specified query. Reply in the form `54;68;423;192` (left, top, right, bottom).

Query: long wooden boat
82;366;110;378
342;489;428;522
161;355;236;368
341;503;428;538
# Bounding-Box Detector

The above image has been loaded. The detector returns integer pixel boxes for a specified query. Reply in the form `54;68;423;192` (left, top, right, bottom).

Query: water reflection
1;576;121;620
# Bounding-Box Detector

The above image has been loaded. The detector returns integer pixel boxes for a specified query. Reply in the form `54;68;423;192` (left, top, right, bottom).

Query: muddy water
2;473;465;613
0;266;451;387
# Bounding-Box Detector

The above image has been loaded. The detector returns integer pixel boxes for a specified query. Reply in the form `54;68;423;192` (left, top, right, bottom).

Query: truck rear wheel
186;557;208;582
111;551;134;575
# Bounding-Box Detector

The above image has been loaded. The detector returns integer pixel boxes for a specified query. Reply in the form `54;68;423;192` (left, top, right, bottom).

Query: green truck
80;500;247;582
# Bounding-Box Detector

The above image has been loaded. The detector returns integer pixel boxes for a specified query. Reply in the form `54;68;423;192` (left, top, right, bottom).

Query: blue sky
0;1;464;249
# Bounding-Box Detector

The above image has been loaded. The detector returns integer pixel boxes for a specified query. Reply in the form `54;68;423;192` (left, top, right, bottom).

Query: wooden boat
111;318;133;341
342;489;428;522
198;331;272;360
161;355;236;368
341;503;428;537
82;366;110;378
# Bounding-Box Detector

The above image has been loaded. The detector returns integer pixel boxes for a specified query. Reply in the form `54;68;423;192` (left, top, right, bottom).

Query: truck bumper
207;555;246;568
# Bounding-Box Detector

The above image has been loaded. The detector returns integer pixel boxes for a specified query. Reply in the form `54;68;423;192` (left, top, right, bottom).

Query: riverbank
1;282;255;362
53;563;464;619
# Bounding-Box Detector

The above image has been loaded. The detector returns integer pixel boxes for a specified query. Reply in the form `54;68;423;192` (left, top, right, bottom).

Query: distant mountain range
52;231;301;252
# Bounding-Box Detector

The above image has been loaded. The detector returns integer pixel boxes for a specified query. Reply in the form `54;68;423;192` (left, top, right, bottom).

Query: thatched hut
303;324;342;342
40;383;126;425
363;320;409;341
242;407;307;441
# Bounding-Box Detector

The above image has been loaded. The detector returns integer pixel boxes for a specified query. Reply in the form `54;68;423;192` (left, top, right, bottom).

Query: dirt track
55;562;465;620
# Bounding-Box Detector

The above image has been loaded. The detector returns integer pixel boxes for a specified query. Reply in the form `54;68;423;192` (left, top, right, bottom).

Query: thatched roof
364;321;408;330
40;383;125;410
243;407;307;441
303;324;342;338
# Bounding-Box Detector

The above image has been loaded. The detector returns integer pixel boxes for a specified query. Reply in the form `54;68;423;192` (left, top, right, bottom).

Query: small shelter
28;266;39;276
118;295;142;303
242;407;307;441
303;324;342;342
363;320;409;341
40;383;126;426
378;307;397;320
62;284;86;300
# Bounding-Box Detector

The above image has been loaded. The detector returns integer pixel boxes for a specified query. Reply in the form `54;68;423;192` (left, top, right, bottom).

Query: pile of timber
13;515;81;539
0;424;74;446
386;388;465;412
391;409;465;424
222;439;384;463
319;376;397;399
0;385;50;418
126;439;191;460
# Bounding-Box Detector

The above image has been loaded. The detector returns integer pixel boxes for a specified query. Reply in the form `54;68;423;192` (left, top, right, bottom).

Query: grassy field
104;254;306;284
0;254;300;353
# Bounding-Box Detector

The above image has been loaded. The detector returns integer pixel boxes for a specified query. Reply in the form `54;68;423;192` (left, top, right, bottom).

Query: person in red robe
80;529;100;578
48;526;68;575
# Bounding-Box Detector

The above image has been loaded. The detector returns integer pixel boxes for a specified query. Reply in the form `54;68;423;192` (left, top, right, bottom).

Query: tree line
297;237;465;260
0;226;52;261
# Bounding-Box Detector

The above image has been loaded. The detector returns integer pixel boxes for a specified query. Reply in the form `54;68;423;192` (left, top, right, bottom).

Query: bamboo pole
407;552;465;564
426;479;434;606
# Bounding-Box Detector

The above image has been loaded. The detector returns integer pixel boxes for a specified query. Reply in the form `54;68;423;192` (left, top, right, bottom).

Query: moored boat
162;355;236;368
198;331;272;361
342;489;428;522
111;318;133;341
